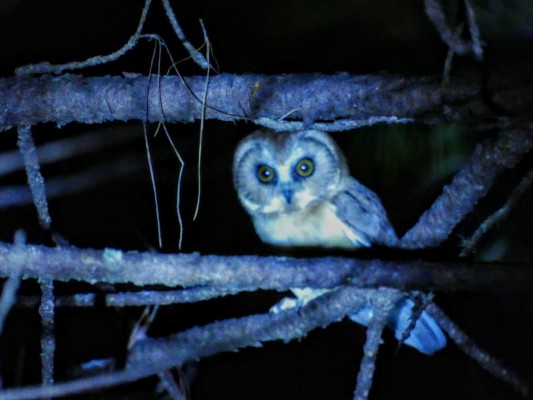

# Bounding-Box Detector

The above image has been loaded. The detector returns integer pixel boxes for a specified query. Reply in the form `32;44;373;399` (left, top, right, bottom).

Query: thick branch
0;243;530;293
1;72;531;130
126;286;385;372
401;128;533;248
0;286;392;400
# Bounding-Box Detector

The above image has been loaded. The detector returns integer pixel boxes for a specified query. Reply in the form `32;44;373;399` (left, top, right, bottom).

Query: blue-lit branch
400;128;533;248
1;71;531;131
0;242;531;292
0;287;401;400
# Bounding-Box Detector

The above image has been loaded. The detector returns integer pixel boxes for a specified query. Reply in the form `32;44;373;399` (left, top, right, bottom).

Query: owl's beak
282;188;293;204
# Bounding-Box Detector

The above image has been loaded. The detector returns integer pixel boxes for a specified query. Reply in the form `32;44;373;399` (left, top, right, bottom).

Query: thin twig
254;116;413;132
460;167;533;257
145;34;186;250
39;279;55;391
0;154;144;209
158;370;186;400
17;126;51;229
15;287;247;308
128;305;159;350
143;125;162;248
353;290;400;400
161;0;210;70
15;0;152;75
162;126;186;250
144;36;165;248
441;23;464;88
464;0;484;61
0;274;20;334
0;367;147;400
0;127;137;178
401;128;533;248
424;0;475;57
428;303;531;398
0;232;25;335
192;20;212;221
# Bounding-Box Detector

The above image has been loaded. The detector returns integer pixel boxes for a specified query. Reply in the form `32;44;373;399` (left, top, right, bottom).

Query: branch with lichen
1;111;531;400
2;280;531;400
400;127;533;248
424;0;483;60
1;1;530;399
0;243;531;292
1;71;532;131
0;287;394;399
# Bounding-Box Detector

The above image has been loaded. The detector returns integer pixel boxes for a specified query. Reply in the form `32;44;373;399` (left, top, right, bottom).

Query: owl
233;129;446;355
233;129;398;249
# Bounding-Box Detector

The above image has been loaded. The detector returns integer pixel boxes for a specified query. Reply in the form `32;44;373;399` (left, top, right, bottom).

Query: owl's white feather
233;129;446;355
252;201;369;248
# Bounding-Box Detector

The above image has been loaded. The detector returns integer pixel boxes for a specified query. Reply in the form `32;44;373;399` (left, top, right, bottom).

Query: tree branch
0;286;394;399
424;0;480;58
0;242;530;293
353;292;397;400
428;304;531;398
401;127;533;248
1;71;531;130
460;166;533;256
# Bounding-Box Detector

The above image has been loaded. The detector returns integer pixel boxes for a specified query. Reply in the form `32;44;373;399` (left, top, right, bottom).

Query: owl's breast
251;202;367;249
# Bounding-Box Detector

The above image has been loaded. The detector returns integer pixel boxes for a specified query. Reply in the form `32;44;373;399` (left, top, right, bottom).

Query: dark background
0;1;531;399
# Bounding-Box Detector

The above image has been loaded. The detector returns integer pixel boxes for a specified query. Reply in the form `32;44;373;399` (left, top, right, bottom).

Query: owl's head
233;130;349;216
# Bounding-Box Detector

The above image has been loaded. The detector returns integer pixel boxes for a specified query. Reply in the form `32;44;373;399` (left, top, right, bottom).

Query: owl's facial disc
254;157;320;213
233;130;347;217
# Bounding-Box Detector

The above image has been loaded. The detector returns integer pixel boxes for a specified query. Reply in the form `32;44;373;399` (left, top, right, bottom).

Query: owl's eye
256;164;276;184
294;157;315;178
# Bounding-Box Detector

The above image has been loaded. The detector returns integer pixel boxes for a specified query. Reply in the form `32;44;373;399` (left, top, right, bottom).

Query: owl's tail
278;289;447;355
349;297;447;355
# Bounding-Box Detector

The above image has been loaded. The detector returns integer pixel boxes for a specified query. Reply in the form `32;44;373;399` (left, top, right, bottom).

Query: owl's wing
331;177;398;247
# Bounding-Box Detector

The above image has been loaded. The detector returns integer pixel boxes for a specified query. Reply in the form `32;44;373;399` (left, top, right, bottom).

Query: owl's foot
270;288;447;356
269;297;300;314
269;288;331;314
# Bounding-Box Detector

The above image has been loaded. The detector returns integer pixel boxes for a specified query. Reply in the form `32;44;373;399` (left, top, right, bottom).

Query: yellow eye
295;158;314;178
256;164;276;183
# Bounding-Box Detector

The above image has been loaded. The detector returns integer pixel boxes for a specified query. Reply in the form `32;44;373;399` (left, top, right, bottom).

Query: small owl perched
233;129;398;249
233;129;446;355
